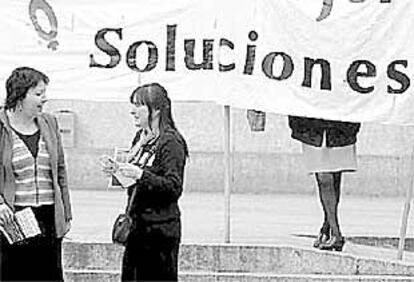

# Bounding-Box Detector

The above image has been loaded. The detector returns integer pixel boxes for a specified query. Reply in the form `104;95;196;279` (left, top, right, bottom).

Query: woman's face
130;103;150;129
20;80;48;117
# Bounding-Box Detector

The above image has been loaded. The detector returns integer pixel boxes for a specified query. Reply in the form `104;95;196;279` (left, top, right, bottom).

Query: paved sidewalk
65;191;414;262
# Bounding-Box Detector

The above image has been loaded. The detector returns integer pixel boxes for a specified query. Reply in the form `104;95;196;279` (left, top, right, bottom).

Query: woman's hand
0;203;14;227
118;163;144;180
99;155;119;177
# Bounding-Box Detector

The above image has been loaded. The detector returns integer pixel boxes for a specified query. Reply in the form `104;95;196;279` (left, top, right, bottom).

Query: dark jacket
288;116;361;147
127;128;187;226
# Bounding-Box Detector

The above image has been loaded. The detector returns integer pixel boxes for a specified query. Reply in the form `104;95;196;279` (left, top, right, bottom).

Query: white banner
0;0;413;125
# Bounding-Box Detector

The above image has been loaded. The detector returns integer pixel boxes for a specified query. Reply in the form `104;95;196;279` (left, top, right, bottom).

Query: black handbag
112;183;137;245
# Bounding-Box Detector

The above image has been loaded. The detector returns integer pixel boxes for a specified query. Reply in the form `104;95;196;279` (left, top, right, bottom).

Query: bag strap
0;121;3;167
125;182;139;215
0;121;4;204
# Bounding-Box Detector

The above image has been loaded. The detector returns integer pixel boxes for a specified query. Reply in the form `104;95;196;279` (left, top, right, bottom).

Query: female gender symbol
316;0;333;22
28;0;59;50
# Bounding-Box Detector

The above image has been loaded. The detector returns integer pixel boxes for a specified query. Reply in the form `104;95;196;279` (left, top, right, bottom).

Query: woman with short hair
0;66;72;281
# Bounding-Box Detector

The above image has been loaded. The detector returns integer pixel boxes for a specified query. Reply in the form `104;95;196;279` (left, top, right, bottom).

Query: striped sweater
11;130;54;206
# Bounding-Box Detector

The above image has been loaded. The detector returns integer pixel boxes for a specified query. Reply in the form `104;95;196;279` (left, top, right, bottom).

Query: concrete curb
63;242;414;275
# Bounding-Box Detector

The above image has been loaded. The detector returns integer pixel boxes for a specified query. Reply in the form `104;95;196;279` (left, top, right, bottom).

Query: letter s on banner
28;0;58;51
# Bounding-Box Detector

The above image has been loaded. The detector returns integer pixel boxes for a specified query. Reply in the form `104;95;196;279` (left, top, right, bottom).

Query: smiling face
20;80;48;117
129;103;150;129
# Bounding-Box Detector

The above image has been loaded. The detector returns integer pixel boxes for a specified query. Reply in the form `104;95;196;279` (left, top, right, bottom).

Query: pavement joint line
64;269;414;279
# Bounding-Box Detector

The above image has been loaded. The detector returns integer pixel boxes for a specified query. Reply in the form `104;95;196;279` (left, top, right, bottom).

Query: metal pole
224;105;231;243
397;148;414;260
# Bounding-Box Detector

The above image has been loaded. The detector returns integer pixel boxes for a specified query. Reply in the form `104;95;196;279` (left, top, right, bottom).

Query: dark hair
5;67;49;111
130;83;189;157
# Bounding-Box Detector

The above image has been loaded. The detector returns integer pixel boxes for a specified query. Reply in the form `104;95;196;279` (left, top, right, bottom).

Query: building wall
44;100;414;197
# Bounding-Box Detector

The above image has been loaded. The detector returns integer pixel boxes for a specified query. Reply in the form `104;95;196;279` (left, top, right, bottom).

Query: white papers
112;171;137;189
0;207;41;244
108;148;136;189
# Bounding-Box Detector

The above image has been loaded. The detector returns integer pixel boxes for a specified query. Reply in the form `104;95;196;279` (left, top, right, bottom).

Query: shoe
313;232;330;249
318;236;345;251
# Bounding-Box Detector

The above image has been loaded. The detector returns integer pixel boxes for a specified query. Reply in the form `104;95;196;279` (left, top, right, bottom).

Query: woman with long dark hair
102;83;188;281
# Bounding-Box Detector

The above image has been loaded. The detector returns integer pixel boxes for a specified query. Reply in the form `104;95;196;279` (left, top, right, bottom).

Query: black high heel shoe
313;232;330;249
318;236;345;251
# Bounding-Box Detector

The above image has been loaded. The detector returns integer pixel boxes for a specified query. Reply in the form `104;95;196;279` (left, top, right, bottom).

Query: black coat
127;128;187;226
288;116;361;147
